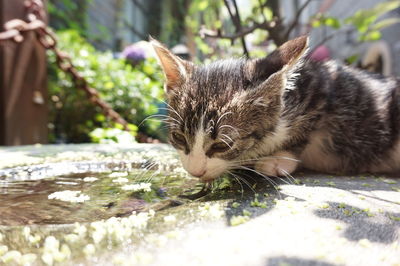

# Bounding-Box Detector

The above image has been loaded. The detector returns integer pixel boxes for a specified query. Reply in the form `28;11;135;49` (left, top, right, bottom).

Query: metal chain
0;0;129;129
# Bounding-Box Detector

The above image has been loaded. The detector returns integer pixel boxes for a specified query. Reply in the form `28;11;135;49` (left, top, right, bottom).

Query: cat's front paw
254;151;299;177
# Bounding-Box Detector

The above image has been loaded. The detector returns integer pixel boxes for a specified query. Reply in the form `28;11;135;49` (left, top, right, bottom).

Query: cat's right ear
150;37;192;95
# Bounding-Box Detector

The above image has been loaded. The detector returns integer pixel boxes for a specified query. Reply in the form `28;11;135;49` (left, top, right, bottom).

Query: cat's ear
247;36;309;84
150;37;192;94
267;35;309;69
244;36;309;105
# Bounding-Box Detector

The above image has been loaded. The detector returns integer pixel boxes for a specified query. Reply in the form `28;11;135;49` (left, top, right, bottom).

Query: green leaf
198;0;209;11
311;20;321;28
95;114;105;122
345;0;400;32
363;30;382;41
311;14;341;29
214;20;222;29
325;17;341;29
371;17;400;31
345;54;359;65
263;7;273;21
127;123;138;133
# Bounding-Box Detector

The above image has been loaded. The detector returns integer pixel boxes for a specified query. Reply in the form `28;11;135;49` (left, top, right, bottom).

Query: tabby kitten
151;36;400;182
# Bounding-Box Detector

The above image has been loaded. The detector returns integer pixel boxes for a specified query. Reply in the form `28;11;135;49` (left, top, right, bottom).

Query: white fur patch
178;128;229;180
259;119;289;156
181;130;207;177
255;151;299;176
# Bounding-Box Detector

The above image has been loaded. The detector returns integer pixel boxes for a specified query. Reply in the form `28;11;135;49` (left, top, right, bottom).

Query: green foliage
345;1;400;32
312;0;400;42
48;30;164;143
345;0;400;41
191;0;400;59
345;54;359;65
312;14;341;29
187;0;240;60
89;124;137;144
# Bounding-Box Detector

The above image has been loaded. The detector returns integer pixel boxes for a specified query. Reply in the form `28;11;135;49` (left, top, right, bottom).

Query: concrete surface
0;144;399;266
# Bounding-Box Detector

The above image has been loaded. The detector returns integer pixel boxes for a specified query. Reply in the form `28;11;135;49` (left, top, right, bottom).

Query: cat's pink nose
190;169;206;178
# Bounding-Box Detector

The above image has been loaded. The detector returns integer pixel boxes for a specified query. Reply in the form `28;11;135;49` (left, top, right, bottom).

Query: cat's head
151;36;308;182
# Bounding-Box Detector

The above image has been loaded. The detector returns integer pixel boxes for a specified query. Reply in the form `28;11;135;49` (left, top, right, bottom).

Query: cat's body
256;60;400;175
151;36;400;181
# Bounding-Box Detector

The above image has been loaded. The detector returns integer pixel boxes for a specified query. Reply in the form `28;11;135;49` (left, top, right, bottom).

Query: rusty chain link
0;0;129;129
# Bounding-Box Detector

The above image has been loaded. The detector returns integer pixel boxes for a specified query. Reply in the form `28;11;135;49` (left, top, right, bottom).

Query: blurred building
87;0;158;50
49;0;188;51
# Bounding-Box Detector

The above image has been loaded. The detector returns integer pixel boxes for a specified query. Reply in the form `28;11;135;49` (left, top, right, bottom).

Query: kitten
151;36;400;182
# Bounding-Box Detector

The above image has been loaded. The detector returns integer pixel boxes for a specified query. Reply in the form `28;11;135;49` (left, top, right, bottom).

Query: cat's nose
190;169;206;178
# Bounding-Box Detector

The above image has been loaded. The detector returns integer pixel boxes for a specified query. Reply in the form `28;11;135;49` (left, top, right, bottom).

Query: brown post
0;0;48;145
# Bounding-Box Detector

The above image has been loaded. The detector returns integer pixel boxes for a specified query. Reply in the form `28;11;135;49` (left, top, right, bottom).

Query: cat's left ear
247;36;309;90
150;37;193;95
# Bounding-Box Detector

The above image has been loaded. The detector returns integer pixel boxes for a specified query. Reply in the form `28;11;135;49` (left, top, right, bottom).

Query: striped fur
152;36;400;181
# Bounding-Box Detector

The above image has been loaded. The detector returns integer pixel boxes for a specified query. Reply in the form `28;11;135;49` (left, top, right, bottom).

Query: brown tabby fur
151;36;400;181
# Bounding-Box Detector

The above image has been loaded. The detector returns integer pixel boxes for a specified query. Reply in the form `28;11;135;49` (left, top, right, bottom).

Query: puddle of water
0;162;200;226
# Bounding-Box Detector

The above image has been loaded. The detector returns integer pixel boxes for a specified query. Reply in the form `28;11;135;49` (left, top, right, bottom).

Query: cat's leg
254;151;299;177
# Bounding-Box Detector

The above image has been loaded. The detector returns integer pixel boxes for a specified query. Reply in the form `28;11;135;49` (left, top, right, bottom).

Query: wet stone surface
0;144;399;266
0;162;197;225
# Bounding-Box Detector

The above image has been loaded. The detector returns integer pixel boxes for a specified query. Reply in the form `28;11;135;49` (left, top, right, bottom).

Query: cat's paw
254;151;299;177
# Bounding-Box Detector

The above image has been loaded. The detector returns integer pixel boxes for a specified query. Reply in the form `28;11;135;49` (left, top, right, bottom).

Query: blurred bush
89;124;137;144
47;30;164;143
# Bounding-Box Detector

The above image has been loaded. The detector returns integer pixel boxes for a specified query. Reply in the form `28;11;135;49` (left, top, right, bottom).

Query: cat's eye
210;142;230;153
171;132;187;146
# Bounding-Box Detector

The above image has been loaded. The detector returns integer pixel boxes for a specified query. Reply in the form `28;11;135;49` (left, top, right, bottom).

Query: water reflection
0;162;197;226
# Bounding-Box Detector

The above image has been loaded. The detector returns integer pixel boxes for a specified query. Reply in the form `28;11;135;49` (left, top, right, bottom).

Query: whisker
157;108;184;123
159;122;177;127
160;117;182;125
220;138;233;149
216;111;233;125
280;168;297;185
137;162;158;183
140;114;181;128
159;100;184;122
267;156;301;163
227;171;245;198
277;176;292;185
140;116;174;128
232;169;257;183
220;133;233;144
145;168;162;184
159;118;181;125
229;156;301;166
219;124;240;135
141;119;179;131
239;170;283;199
228;171;256;194
238;166;281;196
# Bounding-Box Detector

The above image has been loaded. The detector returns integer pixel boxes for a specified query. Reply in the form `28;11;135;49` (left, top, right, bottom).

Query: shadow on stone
218;171;306;226
314;202;400;243
266;256;337;266
296;170;400;192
